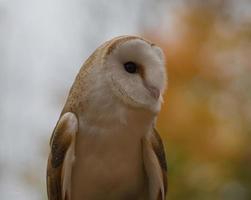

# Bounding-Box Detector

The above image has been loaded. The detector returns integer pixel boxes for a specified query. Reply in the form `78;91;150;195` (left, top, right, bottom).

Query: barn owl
47;35;167;200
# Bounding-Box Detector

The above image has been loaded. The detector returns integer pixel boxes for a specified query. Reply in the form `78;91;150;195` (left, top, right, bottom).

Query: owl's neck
77;94;156;137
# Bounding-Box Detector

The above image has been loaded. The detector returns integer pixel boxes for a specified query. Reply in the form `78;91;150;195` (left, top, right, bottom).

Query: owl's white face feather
72;36;167;130
104;38;166;113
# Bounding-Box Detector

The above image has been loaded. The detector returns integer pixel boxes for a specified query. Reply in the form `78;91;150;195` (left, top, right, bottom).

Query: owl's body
47;36;167;200
71;113;149;200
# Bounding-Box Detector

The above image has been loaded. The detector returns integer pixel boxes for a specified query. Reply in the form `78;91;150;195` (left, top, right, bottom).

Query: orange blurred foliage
145;1;251;199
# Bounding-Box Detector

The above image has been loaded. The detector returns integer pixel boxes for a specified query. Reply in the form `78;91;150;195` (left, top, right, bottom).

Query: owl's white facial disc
105;38;167;113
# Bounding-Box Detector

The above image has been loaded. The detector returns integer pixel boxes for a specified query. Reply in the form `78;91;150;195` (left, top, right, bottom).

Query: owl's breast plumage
70;113;150;200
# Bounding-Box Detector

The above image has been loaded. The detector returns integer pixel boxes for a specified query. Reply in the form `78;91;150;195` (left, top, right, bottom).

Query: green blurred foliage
147;1;251;199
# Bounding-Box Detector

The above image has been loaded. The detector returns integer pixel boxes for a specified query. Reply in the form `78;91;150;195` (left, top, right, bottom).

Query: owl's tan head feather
64;35;167;119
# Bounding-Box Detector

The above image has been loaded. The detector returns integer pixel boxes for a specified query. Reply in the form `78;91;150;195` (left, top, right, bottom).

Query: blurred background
0;0;251;199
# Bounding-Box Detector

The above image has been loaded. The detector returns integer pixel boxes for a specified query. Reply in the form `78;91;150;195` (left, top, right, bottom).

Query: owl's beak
146;85;160;100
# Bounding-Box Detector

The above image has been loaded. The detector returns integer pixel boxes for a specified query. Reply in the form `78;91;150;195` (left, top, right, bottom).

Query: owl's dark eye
123;62;138;74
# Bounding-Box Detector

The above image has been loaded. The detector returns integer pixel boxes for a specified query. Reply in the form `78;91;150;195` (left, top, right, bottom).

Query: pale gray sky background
0;0;174;199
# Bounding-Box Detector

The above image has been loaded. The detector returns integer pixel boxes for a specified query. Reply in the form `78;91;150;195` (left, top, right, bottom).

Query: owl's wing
142;128;167;200
47;112;78;200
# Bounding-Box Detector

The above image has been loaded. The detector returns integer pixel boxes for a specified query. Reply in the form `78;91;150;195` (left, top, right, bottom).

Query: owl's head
100;36;167;114
79;36;167;116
